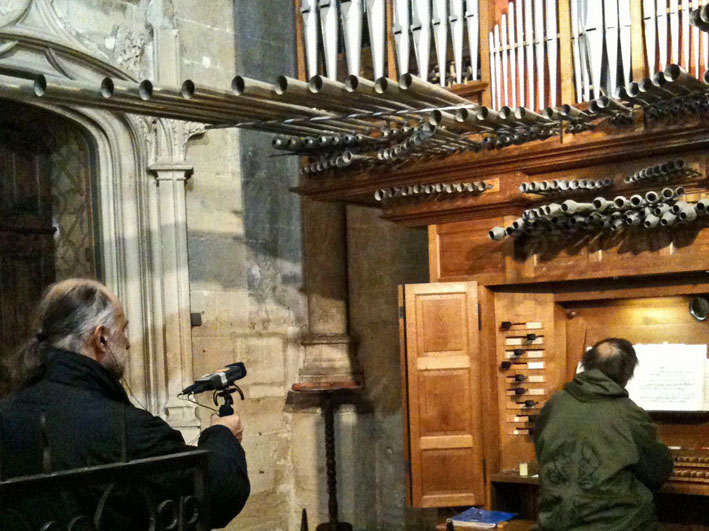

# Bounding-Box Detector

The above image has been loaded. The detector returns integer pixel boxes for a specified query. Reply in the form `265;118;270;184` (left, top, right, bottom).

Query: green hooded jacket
534;368;673;531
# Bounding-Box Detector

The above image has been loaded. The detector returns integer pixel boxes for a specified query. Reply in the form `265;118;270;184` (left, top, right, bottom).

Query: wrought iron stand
292;382;361;531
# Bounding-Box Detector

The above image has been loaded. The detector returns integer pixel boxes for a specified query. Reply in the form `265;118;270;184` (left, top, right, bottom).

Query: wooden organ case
291;0;709;527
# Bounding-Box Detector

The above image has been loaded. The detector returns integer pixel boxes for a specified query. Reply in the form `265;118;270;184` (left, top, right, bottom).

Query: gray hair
4;279;118;390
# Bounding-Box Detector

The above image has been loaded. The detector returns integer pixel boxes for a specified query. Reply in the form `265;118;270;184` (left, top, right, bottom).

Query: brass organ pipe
474;107;510;129
139;79;302;124
651;71;689;95
345;74;470;142
429;109;480;132
309;75;406;112
175;79;372;136
588;96;631;115
664;64;708;91
454;108;496;131
34;75;234;125
398;73;477;107
274;75;367;115
514;107;552;125
374;76;457;109
0;73;36;101
627;81;661;103
106;77;351;136
184;78;369;133
559;104;590;120
613;86;638;104
639;77;674;98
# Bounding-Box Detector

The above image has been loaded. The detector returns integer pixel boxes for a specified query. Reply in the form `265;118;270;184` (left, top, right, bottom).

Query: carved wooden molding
295;120;709;227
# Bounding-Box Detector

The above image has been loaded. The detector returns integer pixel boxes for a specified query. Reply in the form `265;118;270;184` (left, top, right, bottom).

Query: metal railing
0;450;210;531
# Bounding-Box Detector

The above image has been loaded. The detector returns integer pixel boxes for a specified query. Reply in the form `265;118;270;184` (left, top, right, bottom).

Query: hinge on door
477;303;482;331
399;305;405;319
405;460;411;476
482;458;487;484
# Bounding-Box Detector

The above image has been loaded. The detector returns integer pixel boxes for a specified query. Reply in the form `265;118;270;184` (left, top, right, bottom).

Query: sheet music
625;344;707;411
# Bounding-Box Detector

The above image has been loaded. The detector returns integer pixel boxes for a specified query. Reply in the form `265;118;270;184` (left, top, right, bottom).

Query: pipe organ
488;0;709;111
300;0;482;85
288;2;709;528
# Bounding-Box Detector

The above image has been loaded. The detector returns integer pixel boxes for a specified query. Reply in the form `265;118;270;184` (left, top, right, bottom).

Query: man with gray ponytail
0;279;250;529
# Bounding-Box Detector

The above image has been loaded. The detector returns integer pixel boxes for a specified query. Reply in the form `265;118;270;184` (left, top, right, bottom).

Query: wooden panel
420;448;477;504
295;121;709;210
493;293;567;472
432;218;508;283
558;0;574;105
419;298;465;353
431;217;709;287
419;370;472;435
420;435;474;450
293;0;306;81
417;356;470;370
0;129;54;364
403;282;484;508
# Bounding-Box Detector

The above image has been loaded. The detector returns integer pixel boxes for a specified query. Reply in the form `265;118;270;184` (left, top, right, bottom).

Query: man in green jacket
534;338;673;531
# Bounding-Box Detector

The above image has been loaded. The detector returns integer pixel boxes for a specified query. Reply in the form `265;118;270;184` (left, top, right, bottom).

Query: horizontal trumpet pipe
455;107;496;131
186;79;372;134
309;75;403;113
651;71;689;96
589;97;632;115
374;76;454;109
514;107;552;125
559;104;590;121
664;64;707;92
464;107;503;131
639;77;674;99
399;73;476;108
627;81;661;103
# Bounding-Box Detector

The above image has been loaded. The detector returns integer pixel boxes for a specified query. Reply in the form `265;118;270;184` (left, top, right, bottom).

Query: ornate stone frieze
113;24;152;80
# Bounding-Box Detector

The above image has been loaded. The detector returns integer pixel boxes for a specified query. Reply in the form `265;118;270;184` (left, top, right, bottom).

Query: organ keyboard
670;449;709;485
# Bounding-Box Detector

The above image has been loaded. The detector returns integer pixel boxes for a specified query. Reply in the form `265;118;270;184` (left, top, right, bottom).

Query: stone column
147;162;201;442
298;199;362;385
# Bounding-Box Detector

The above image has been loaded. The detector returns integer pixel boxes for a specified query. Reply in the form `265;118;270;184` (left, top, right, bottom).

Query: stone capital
148;162;194;180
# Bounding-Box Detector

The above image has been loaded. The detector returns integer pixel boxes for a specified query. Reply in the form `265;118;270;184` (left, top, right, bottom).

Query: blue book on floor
447;507;517;529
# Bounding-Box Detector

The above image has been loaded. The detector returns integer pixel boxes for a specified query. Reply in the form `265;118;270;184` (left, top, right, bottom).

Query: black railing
0;450;210;531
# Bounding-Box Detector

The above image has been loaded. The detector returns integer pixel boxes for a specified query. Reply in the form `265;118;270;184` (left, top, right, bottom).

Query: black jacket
0;347;249;529
534;369;673;531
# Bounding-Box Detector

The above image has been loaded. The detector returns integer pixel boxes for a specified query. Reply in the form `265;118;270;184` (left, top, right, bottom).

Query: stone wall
345;206;432;531
184;1;305;530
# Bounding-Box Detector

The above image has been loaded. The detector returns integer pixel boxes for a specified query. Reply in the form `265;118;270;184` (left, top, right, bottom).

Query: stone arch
0;0;200;437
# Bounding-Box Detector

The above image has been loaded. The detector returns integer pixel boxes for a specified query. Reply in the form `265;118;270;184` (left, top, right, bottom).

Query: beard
102;345;127;381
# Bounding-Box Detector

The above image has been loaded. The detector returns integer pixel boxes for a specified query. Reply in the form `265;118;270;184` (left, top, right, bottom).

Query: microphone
181;362;247;395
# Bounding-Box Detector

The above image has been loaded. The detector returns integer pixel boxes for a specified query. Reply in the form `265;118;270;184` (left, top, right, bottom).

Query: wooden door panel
418;370;472;435
420;447;478;503
0;132;55;362
402;281;484;508
419;297;466;353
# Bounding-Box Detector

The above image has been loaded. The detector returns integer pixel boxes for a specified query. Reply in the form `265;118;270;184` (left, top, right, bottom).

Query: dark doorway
0;100;97;374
